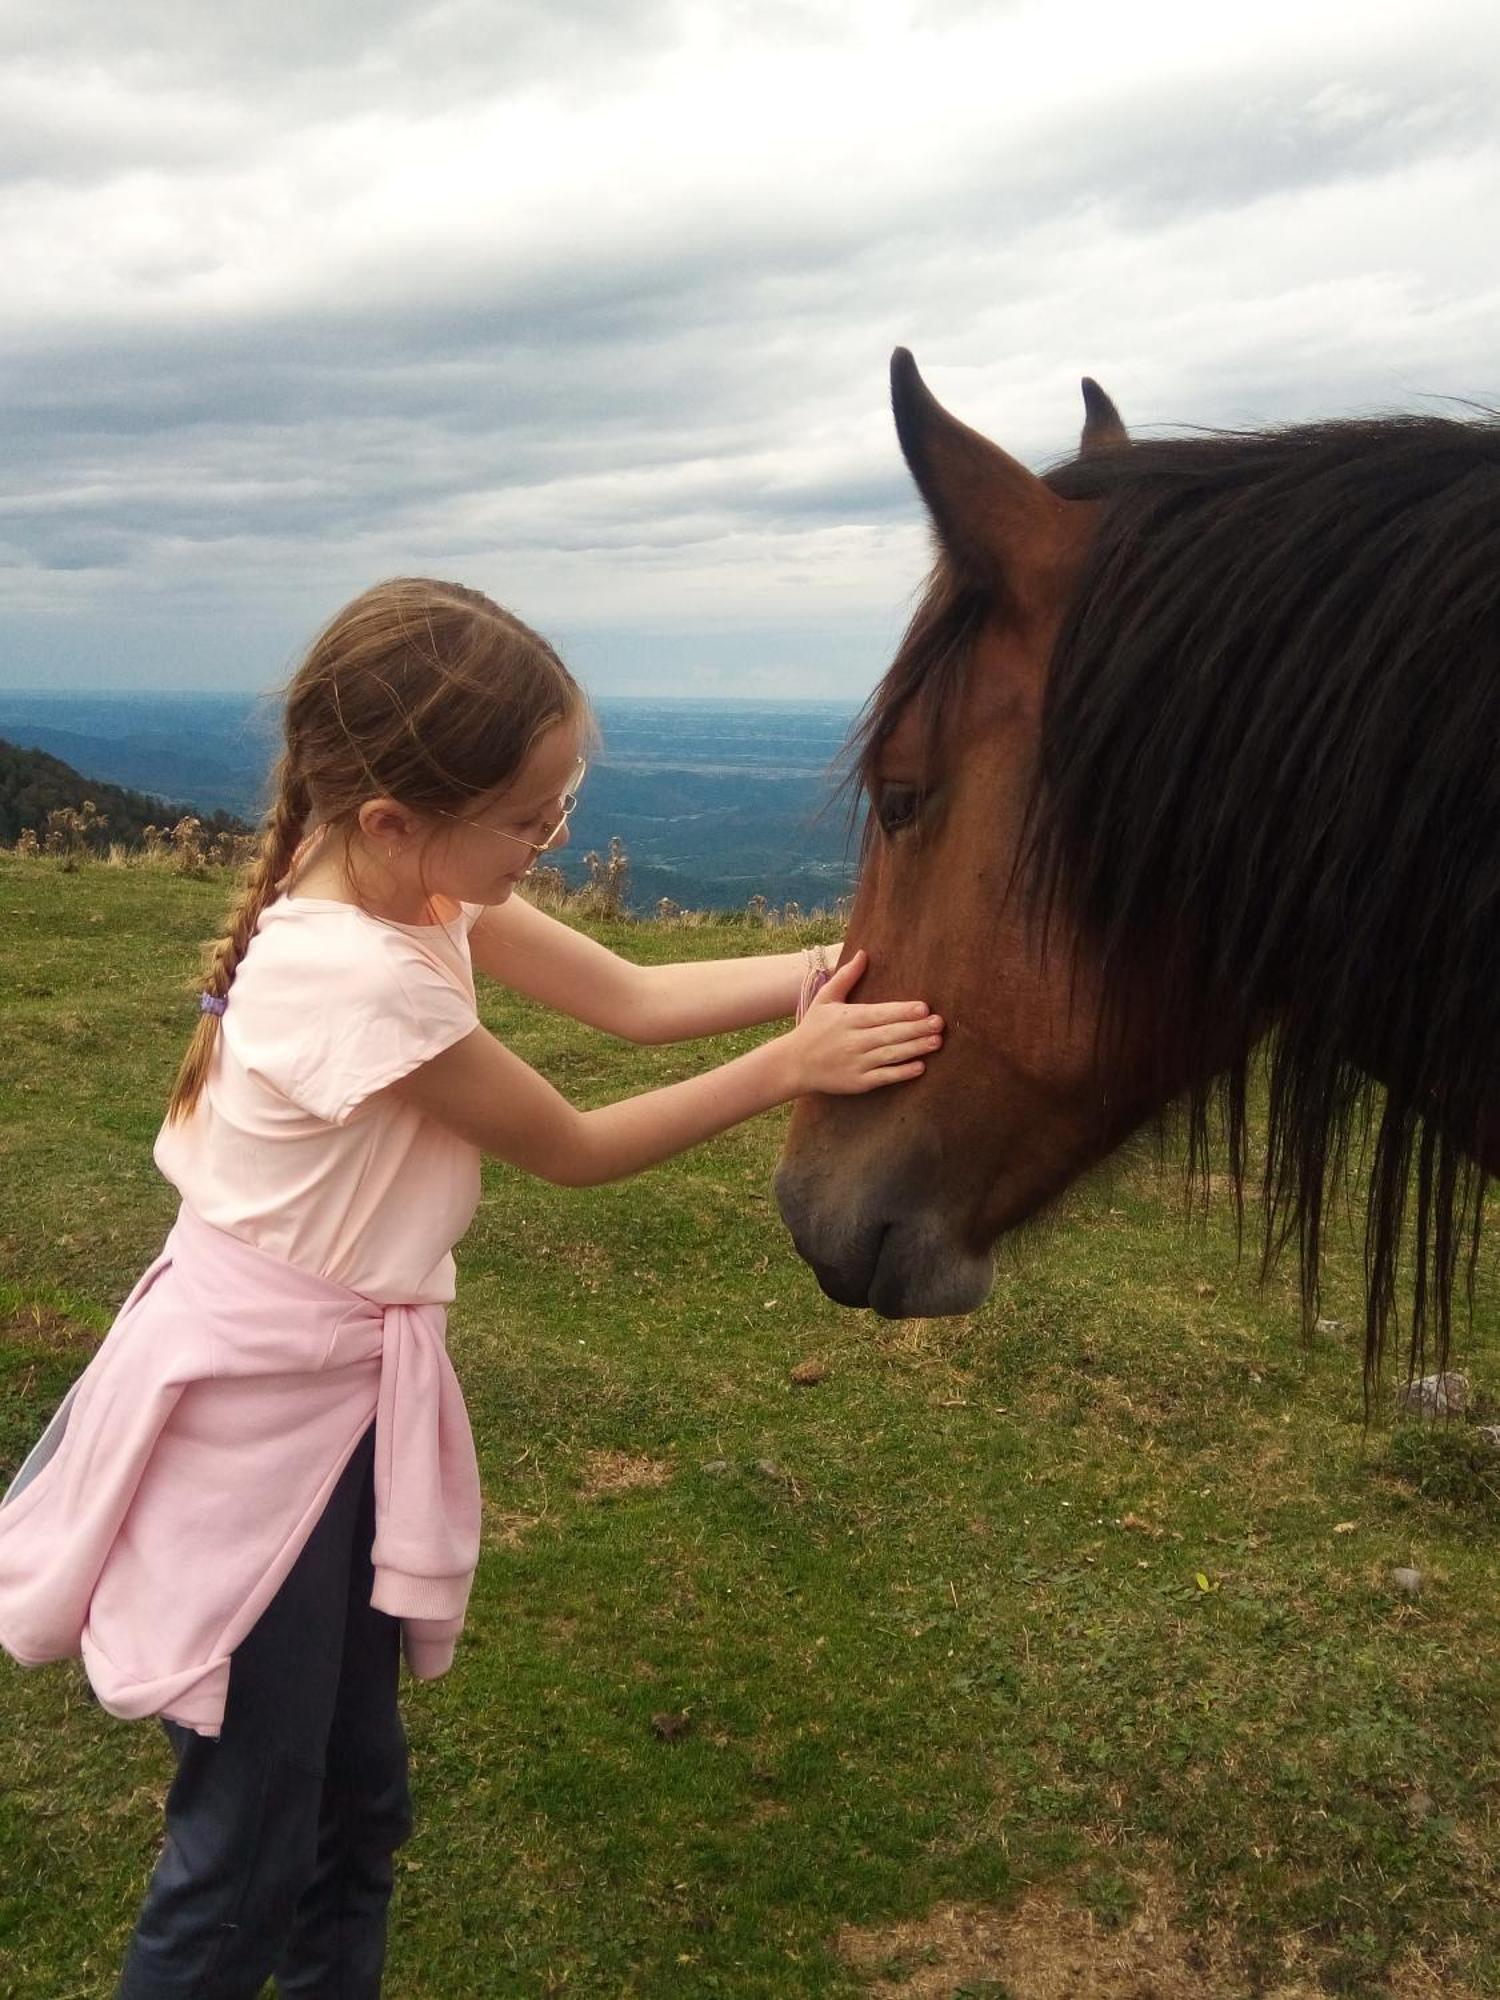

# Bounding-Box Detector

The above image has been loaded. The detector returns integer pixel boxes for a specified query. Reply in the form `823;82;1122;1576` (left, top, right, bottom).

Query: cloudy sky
3;0;1497;700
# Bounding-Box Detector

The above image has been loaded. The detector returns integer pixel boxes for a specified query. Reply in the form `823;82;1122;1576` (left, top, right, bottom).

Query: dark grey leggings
116;1427;412;1999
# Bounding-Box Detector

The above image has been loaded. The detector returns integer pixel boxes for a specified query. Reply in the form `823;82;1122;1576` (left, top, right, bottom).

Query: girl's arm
468;896;826;1042
385;951;941;1186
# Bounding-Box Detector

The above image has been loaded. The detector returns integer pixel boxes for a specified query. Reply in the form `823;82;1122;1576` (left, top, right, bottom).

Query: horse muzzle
774;1156;995;1318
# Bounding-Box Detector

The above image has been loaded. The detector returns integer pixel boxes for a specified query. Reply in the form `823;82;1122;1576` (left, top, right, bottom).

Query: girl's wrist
741;1026;804;1107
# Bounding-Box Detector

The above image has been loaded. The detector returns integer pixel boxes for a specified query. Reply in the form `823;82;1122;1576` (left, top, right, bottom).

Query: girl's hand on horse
785;950;943;1095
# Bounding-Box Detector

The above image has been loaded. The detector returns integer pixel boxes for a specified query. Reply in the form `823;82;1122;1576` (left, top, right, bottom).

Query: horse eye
875;783;923;835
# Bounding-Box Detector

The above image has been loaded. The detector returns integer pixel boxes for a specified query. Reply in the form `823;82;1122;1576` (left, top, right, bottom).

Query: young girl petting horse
0;576;943;1998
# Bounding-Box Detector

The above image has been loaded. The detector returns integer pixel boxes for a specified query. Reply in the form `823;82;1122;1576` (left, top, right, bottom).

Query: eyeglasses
436;761;587;864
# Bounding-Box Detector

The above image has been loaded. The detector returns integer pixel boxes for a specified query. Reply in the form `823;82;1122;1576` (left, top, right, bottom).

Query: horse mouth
775;1169;995;1319
867;1223;994;1318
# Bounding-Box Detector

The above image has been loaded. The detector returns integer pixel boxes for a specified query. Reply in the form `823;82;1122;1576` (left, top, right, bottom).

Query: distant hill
0;738;253;848
0;697;273;820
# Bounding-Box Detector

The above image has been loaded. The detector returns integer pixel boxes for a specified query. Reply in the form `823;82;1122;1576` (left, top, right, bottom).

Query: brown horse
776;352;1500;1383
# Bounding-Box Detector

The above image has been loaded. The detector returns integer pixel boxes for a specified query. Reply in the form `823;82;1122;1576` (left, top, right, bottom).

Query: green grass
1;855;1498;1998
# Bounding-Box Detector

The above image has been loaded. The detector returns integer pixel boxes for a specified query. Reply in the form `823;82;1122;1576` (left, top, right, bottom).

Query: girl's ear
890;348;1087;618
356;797;423;846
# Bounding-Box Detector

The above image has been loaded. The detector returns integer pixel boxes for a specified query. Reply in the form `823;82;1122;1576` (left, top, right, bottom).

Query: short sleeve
291;951;478;1127
227;913;481;1128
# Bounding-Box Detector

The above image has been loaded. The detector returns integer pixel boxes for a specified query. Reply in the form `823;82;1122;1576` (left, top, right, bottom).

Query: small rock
700;1459;732;1477
650;1711;693;1743
1408;1786;1436;1821
1194;1282;1217;1300
1312;1316;1343;1337
789;1358;827;1386
753;1458;790;1482
1475;1425;1500;1451
1390;1566;1424;1599
1397;1371;1469;1418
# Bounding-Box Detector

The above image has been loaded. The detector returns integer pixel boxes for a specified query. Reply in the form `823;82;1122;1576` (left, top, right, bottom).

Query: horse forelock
1024;411;1500;1391
846;558;990;852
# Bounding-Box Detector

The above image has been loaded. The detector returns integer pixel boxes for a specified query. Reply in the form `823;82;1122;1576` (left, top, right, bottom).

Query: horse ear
1080;376;1128;456
890;348;1071;596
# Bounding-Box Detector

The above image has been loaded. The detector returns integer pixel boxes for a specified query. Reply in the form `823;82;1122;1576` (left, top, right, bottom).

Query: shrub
573;836;631;920
43;801;109;869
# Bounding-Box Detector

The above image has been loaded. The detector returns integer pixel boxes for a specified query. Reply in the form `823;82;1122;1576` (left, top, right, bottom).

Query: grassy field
1;854;1498;1999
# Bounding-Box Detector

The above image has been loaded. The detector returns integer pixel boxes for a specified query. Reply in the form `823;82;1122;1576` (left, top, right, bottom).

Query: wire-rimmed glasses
435;761;587;865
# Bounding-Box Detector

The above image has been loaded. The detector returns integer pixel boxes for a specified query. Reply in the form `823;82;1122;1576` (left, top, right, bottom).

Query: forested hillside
0;738;251;848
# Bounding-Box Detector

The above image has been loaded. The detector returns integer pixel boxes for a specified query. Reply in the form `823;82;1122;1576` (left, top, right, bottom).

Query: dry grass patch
835;1874;1482;1999
0;1302;98;1351
863;1314;981;1399
838;1879;1237;1998
865;1315;975;1365
481;1496;546;1549
577;1449;673;1500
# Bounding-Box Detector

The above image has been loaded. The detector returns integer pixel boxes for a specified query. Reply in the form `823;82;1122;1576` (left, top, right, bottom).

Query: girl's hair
166;577;588;1123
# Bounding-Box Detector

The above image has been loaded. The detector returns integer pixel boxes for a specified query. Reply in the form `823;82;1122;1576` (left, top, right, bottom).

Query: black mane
1033;414;1500;1384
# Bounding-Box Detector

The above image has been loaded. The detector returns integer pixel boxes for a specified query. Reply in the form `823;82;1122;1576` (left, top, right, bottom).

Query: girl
0;577;943;1999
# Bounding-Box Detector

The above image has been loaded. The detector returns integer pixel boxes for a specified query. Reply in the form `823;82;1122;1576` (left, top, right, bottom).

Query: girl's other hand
785;949;943;1095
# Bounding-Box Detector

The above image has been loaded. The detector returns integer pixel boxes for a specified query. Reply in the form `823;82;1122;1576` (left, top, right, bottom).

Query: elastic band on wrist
796;945;830;1024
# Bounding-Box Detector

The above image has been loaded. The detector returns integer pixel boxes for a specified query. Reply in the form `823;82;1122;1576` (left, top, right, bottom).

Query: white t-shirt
154;894;485;1304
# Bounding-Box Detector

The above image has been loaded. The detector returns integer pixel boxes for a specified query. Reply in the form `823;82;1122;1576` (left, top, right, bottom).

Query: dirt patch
578;1450;672;1500
836;1877;1481;1999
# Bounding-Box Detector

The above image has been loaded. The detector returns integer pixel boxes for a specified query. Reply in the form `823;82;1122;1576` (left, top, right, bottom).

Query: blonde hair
166;577;587;1123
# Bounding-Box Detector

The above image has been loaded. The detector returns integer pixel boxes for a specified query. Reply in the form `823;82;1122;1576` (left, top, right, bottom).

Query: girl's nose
549;825;571;853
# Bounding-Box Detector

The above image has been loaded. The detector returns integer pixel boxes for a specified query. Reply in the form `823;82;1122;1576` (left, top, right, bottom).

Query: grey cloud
2;0;1498;695
0;0;678;132
918;57;1494;248
0;89;243;185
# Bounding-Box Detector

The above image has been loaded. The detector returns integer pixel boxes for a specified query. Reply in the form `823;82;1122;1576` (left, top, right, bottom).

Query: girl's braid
164;758;311;1124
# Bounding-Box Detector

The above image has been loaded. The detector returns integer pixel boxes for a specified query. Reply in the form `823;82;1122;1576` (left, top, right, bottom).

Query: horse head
776;353;1173;1317
778;354;1500;1373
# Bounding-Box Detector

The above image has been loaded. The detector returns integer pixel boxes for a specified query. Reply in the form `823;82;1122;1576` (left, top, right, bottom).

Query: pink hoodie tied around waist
0;1204;482;1736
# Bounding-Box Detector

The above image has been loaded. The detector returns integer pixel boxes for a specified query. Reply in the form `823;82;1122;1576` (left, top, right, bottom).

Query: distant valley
0;691;865;912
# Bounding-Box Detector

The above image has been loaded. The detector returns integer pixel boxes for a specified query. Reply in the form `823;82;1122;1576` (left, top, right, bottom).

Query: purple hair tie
199;992;228;1017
